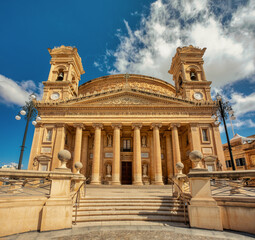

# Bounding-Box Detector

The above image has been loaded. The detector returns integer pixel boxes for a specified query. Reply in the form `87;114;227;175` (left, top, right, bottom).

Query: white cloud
102;0;255;88
231;92;255;116
0;74;42;106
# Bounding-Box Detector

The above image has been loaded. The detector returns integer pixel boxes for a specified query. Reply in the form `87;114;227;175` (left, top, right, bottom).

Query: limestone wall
215;197;255;235
0;197;47;237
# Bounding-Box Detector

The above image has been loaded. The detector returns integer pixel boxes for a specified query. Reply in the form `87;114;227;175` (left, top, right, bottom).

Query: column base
132;181;143;186
90;181;101;185
154;181;164;185
111;181;121;185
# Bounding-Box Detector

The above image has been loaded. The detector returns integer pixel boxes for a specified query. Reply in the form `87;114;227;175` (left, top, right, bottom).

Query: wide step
73;188;189;225
73;215;186;222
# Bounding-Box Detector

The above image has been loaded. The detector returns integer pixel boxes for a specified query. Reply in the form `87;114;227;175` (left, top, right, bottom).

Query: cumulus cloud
100;0;255;87
0;74;42;106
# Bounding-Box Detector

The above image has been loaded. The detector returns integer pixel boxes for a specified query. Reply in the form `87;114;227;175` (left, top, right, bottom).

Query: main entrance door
121;162;132;184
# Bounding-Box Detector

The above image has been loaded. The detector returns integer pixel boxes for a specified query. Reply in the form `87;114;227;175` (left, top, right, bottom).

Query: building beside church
223;133;255;170
28;45;225;185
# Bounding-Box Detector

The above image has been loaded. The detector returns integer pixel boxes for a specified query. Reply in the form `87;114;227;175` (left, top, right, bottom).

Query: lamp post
15;93;41;169
212;93;236;170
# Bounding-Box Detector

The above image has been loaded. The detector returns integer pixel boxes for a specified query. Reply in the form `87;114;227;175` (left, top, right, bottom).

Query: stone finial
58;150;71;169
176;162;184;175
189;150;203;169
74;162;83;174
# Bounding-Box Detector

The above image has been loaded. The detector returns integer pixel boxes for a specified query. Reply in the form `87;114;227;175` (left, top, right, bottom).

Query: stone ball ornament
74;162;83;174
58;150;71;168
176;162;184;175
189;150;203;169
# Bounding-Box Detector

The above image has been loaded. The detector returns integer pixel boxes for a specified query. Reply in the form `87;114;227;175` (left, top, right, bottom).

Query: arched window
190;69;197;81
56;69;64;81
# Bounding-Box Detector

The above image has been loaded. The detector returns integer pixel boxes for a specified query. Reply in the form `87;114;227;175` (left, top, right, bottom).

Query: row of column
71;123;182;185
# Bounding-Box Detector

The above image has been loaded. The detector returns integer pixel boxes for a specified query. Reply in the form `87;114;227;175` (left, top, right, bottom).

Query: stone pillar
212;123;226;170
151;123;163;185
132;123;143;185
164;131;174;182
80;131;90;176
112;123;122;185
148;131;155;183
73;124;84;173
170;124;181;175
28;123;43;170
51;124;66;170
91;123;103;185
189;124;201;151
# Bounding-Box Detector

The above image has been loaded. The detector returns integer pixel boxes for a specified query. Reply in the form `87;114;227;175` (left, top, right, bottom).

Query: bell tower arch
42;46;85;102
169;45;212;102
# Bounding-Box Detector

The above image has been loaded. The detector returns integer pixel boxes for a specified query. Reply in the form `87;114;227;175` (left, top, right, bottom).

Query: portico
28;45;226;185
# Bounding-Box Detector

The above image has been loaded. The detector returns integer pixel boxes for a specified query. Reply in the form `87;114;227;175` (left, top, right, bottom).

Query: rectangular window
123;139;131;152
235;158;246;166
225;160;232;168
202;129;209;142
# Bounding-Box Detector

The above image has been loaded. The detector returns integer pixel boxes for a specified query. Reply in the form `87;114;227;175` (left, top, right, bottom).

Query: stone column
132;123;143;185
51;124;66;170
189;124;201;152
28;123;43;170
170;124;181;175
164;131;174;182
80;131;90;176
73;124;84;173
212;123;226;170
148;131;155;183
151;123;163;185
112;123;122;185
91;123;103;185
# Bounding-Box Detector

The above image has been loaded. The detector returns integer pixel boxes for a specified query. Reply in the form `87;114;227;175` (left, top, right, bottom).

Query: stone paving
2;223;255;240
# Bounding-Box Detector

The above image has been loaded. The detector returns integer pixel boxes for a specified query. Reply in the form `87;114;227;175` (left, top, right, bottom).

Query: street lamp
15;93;41;169
212;93;236;170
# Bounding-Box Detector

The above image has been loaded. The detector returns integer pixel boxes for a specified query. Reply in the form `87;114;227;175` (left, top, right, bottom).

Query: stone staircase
72;186;188;226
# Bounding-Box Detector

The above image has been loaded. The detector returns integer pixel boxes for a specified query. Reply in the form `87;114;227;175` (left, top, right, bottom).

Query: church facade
28;45;225;185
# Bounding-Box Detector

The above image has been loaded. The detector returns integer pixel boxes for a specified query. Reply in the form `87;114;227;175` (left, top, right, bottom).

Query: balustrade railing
0;170;51;197
188;170;255;198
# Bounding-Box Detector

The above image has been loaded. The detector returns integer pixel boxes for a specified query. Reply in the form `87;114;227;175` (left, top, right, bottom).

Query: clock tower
169;45;212;101
42;46;85;102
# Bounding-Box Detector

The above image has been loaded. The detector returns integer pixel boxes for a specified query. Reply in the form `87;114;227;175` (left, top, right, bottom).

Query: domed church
28;45;225;185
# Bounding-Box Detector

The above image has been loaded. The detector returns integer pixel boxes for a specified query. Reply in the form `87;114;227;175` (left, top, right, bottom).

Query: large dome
79;74;176;96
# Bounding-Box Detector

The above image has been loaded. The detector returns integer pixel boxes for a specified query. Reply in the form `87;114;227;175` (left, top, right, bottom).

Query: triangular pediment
61;89;194;107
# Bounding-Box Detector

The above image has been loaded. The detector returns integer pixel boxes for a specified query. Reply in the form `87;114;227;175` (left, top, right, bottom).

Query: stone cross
124;73;130;86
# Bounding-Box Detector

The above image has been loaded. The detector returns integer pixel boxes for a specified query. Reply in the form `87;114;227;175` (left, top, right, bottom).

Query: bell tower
42;46;85;101
169;45;212;101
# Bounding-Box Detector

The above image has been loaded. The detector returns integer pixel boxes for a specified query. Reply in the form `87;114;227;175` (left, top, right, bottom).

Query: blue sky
0;0;255;169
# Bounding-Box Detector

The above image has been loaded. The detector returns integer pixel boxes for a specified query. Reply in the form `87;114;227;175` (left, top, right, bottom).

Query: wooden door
121;162;132;184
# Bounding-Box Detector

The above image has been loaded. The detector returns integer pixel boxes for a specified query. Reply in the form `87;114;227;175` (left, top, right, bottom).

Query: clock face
50;92;60;100
194;92;203;100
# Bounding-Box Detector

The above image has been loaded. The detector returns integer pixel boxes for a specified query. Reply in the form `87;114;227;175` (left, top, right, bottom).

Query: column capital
132;123;142;129
73;123;85;129
169;123;180;129
151;123;162;130
35;122;43;128
55;123;66;128
112;123;122;129
92;123;103;129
